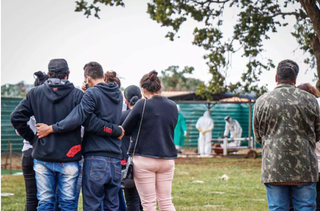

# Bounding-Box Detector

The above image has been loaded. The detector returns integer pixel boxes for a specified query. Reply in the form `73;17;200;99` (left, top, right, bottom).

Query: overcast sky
1;0;316;90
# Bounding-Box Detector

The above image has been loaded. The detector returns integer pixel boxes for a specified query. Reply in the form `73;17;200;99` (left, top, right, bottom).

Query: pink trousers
133;155;176;211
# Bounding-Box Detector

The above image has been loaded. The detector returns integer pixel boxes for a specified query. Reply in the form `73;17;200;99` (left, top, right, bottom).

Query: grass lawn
1;158;268;211
1;170;22;176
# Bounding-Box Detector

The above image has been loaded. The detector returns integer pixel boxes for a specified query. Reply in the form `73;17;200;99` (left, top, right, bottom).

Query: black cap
48;59;69;73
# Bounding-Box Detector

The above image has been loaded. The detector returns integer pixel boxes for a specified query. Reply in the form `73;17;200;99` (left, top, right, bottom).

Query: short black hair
276;59;299;83
83;62;104;79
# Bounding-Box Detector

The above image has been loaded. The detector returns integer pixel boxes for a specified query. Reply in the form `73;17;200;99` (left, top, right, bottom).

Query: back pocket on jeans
90;160;107;181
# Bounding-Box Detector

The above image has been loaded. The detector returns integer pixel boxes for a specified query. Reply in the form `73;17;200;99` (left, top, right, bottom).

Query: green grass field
1;158;268;211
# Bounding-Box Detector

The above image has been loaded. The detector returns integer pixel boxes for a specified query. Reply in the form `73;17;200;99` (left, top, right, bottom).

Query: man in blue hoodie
36;62;124;211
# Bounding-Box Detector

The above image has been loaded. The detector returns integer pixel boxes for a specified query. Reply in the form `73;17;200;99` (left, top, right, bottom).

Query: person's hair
104;71;121;88
49;70;68;79
124;85;142;106
48;59;69;79
140;70;161;93
276;59;299;84
83;62;104;79
34;71;49;86
297;83;320;97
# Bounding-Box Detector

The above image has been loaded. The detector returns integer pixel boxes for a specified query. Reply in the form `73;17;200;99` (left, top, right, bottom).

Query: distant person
224;116;242;148
253;60;320;211
120;85;143;211
104;70;127;211
105;71;127;111
297;83;320;211
11;59;83;211
122;70;178;211
16;71;48;211
36;61;124;211
104;71;121;87
196;110;214;156
174;105;187;153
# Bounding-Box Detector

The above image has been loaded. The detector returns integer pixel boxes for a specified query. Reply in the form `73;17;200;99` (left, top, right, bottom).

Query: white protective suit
224;118;242;148
196;111;214;156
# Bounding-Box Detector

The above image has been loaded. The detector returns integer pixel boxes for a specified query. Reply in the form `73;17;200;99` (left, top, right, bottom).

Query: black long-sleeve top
122;96;178;159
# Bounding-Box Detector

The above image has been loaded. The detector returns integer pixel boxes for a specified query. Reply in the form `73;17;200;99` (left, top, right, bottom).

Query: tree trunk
314;36;320;90
299;0;320;90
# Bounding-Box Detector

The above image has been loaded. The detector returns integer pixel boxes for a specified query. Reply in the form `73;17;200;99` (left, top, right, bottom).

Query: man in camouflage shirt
253;59;320;211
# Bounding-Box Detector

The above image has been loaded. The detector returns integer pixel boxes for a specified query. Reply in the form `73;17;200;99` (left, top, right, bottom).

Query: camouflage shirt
253;84;320;183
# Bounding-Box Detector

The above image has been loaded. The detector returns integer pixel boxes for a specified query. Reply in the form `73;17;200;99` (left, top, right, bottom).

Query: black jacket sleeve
122;100;144;135
10;91;37;144
52;89;96;133
83;113;122;137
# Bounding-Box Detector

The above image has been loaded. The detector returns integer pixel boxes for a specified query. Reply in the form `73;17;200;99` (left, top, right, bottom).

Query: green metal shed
176;102;256;149
1;97;24;152
168;92;260;149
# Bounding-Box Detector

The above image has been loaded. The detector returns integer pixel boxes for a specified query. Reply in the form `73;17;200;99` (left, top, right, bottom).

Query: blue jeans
54;157;83;211
33;159;80;211
265;183;316;211
82;156;121;211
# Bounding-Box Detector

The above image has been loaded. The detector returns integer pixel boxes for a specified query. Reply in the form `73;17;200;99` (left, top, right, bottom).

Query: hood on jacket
224;115;232;122
196;110;214;130
43;78;75;103
203;110;211;117
95;82;122;104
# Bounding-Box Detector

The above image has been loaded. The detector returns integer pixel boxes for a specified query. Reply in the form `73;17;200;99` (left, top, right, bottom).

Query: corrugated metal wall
1;97;23;152
177;102;257;149
1;97;258;152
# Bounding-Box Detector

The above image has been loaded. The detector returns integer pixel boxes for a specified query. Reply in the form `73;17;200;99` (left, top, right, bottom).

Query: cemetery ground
1;156;267;211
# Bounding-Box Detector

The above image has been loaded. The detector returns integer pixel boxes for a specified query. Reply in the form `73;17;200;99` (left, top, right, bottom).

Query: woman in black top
122;71;178;211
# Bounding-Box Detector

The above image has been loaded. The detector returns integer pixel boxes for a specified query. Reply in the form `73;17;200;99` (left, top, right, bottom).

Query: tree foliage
75;0;124;18
160;66;204;91
75;0;320;98
1;82;33;97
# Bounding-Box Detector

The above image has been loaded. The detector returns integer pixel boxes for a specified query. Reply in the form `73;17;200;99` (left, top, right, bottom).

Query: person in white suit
224;116;242;148
196;110;214;156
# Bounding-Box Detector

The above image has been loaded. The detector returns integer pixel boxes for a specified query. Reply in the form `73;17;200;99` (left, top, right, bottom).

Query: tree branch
299;1;320;40
190;0;230;5
267;11;307;19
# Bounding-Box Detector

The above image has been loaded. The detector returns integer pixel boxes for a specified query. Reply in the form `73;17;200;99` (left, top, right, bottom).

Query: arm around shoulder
83;114;123;137
10;91;36;143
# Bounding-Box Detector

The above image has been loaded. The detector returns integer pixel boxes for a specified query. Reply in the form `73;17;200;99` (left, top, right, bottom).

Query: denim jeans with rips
54;157;83;211
33;159;80;211
265;183;316;211
82;156;121;211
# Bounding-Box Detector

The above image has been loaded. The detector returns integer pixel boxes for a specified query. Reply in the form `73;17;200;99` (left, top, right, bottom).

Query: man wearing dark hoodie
36;61;124;211
11;59;85;211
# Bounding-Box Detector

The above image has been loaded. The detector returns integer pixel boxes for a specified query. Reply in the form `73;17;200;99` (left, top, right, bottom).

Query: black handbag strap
132;99;147;156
